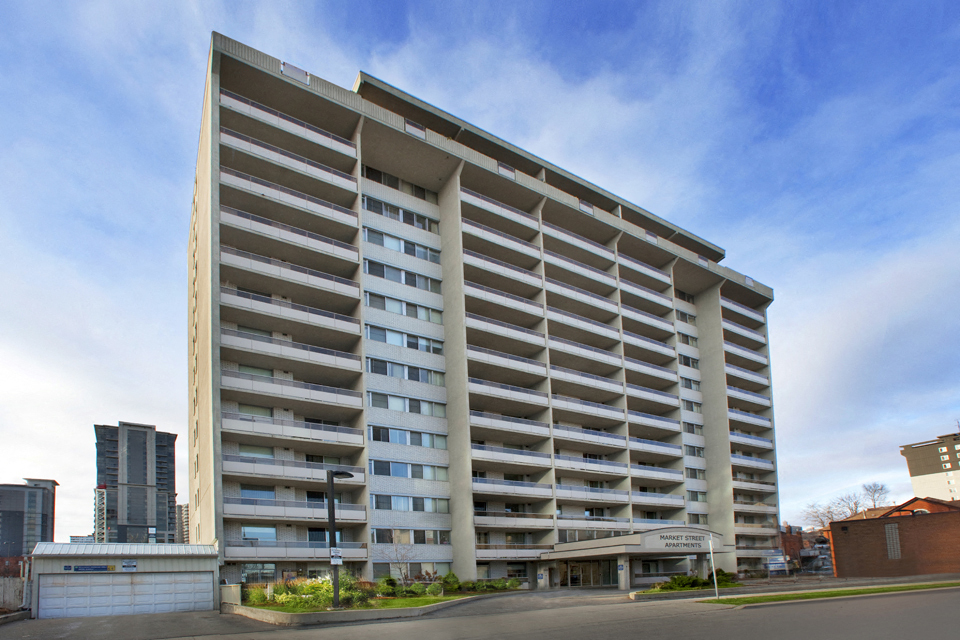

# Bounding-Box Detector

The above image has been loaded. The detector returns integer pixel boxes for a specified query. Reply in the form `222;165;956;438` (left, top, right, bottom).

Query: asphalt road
2;587;957;640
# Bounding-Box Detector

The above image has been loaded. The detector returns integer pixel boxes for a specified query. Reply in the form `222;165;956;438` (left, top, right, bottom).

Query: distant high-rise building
69;535;94;544
176;504;190;544
94;422;177;543
901;432;960;500
0;479;58;557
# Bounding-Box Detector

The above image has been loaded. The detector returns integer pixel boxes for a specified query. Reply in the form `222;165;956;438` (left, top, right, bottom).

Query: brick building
830;497;960;578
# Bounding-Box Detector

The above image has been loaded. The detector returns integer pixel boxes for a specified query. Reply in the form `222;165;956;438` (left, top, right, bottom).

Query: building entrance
557;559;618;587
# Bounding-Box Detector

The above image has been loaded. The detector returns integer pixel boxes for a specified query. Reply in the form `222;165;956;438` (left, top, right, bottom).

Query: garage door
38;571;214;619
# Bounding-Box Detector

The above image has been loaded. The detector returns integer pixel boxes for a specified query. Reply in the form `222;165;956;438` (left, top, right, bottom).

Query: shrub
350;588;371;607
474;581;490;592
506;578;521;589
442;571;460;590
272;582;291;597
491;578;508;590
409;582;428;596
460;581;476;592
246;587;268;605
426;583;443;596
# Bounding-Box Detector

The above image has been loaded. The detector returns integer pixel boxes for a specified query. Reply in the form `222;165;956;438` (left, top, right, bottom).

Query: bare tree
372;536;416;585
861;482;891;508
801;501;844;528
832;492;865;519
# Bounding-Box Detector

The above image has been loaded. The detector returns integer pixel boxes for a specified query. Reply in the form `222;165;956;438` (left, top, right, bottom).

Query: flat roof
32;543;218;557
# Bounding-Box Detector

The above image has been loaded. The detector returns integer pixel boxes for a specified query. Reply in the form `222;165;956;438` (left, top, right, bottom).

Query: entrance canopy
540;527;728;562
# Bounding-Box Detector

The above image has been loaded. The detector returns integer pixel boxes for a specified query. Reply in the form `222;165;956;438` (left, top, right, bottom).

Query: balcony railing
475;510;554;519
628;411;681;427
547;306;620;336
632;518;686;526
728;408;772;425
466;312;544;339
631;491;683;502
627;383;679;402
226;540;367;549
630;462;683;476
469;410;549;430
465;281;543;311
546;277;617;308
721;297;765;322
553;424;626;444
221;370;361;401
475;544;553;550
221;246;359;289
619;279;672;303
469;378;548;398
464;249;542;282
221;206;358;254
223;496;367;512
541;221;614;257
552;394;624;416
221;412;363;437
629;437;682;452
471;444;552;460
219;90;356;150
556;486;629;498
544;250;616;282
624;356;676;376
617;254;670;280
727;386;772;403
732;477;777;487
731;454;775;468
220;167;357;219
557;514;630;523
549;336;621;362
222;328;360;362
472;477;548;490
220;127;357;185
467;345;545;369
724;362;770;383
729;431;774;446
222;454;363;476
620;304;673;330
622;330;674;353
722;318;766;341
554;454;628;470
220;286;360;327
550;365;621;389
461;218;539;252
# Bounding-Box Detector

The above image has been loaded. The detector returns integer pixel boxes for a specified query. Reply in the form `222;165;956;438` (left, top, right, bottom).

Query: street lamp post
326;469;354;609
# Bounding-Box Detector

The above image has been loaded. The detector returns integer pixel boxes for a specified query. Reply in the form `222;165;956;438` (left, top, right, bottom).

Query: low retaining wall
0;611;30;627
0;578;24;611
223;594;496;626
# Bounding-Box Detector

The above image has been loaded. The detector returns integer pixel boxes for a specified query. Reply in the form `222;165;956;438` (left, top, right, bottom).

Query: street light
327;469;354;609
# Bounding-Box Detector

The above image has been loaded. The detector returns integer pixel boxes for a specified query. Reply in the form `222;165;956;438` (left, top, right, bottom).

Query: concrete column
617;554;630;590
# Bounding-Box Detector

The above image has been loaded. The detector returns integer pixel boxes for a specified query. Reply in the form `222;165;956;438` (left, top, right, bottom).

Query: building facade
900;432;960;500
176;504;190;544
189;33;780;585
0;479;57;557
95;422;177;543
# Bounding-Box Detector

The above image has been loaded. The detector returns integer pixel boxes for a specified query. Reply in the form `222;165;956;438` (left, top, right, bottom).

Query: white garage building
30;543;220;619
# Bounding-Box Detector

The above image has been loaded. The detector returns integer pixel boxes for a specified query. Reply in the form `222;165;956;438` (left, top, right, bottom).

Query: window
369;460;449;481
238;364;272;377
507;563;527;579
367;293;444;324
682;400;703;414
681;377;701;391
373;529;450;545
365;260;441;294
238;404;272;417
366;359;445;386
241;525;276;541
684;445;705;458
305;454;341;465
678;333;698;347
686;468;706;480
885;523;901;560
366;324;443;354
942;455;950;461
369;427;447;449
675;290;695;304
683;422;703;435
365;228;441;264
955;445;960;450
678;355;700;370
362;168;439;206
240;485;275;499
939;447;948;453
371;495;448;513
688;514;708;525
676;311;696;325
944;463;952;469
687;491;707;502
238;444;274;459
241;563;276;583
367;392;446;417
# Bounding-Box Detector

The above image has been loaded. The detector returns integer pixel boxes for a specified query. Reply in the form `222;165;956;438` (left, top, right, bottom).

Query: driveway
0;610;276;640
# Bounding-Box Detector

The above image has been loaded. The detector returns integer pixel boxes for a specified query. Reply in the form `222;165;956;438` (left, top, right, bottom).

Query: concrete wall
0;577;23;610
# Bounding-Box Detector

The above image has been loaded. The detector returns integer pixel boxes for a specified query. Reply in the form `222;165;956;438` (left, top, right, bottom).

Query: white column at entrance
617;554;630;590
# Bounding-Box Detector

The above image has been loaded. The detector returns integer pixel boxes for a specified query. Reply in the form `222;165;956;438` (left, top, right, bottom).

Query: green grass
638;583;741;594
702;582;960;605
244;594;470;613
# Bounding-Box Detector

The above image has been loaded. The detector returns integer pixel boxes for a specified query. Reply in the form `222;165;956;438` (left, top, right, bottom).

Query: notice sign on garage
121;559;137;572
73;565;114;572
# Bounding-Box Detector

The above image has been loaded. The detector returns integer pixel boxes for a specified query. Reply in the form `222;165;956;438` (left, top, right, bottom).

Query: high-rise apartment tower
0;479;57;558
94;422;178;543
189;34;779;586
901;432;960;501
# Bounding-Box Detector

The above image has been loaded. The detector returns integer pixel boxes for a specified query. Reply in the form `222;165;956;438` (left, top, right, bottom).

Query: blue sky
1;1;958;540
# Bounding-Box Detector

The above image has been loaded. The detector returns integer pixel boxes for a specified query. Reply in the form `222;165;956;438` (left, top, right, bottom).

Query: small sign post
708;535;719;601
330;547;343;566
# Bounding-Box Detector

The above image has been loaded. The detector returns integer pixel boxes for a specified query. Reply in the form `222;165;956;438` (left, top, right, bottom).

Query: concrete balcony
542;221;615;263
621;304;674;334
460;187;539;232
470;444;553;471
630;464;684;483
555;486;630;504
220;246;360;303
471;478;554;500
550;365;623;396
622;331;676;360
731;478;778;494
220;127;358;193
552;424;626;449
548;337;622;369
475;545;553;560
728;409;772;429
220;206;359;265
628;437;683;459
221;454;365;485
729;431;774;451
219;167;357;229
722;318;767;345
463;249;543;290
220;328;361;376
619;279;673;312
733;501;779;515
469;378;549;410
624;357;677;384
220;370;363;411
223;540;368;561
219;287;361;337
628;411;682;434
617;254;671;286
222;497;367;523
461;218;541;261
631;492;685;508
469;411;551;440
467;345;547;378
723;341;768;368
626;384;680;409
544;250;618;290
547;307;621;343
545;278;619;316
556;515;630;531
551;395;625;423
731;454;775;471
219;89;357;158
725;363;770;387
554;454;629;477
631;519;687;530
474;511;555;530
466;313;546;348
736;547;780;558
221;412;364;447
721;297;765;325
728;386;772;409
733;524;779;537
465;281;544;319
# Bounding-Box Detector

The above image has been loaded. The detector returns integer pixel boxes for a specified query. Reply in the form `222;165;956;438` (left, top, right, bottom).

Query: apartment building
189;33;779;586
94;422;178;543
0;479;57;558
900;432;960;501
176;504;190;544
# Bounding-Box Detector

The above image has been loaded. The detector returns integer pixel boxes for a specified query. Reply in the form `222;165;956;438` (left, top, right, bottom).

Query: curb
0;611;31;626
698;583;960;608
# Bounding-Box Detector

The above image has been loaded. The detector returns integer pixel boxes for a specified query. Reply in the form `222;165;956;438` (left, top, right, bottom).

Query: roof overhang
540;527;729;561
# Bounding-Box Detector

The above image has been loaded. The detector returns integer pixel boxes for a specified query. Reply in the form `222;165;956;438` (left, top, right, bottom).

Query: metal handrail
621;303;672;325
541;221;613;255
728;408;772;422
724;341;765;357
472;477;545;489
224;496;366;511
548;336;620;360
475;544;554;549
729;431;774;445
470;410;549;429
721;297;764;318
544;249;615;280
464;249;541;279
633;518;686;525
551;394;624;414
547;306;618;333
557;514;630;523
461;218;539;250
554;454;627;469
545;277;616;306
630;463;683;476
469;377;548;398
550;365;621;387
553;424;626;443
219;89;356;148
631;491;682;501
464;281;542;308
629;437;682;451
221;246;358;288
733;500;777;507
626;383;679;401
722;318;766;339
623;356;676;375
731;454;774;466
220;286;359;325
222;453;363;474
724;362;769;379
475;510;554;519
219;166;357;217
460;187;536;220
220;127;357;182
467;345;545;368
221;370;362;399
466;313;544;338
220;206;357;252
619;278;672;302
470;444;552;459
226;540;367;549
627;410;681;426
622;330;674;351
617;253;669;278
732;476;777;487
221;411;363;436
221;328;360;361
727;386;772;402
555;485;629;497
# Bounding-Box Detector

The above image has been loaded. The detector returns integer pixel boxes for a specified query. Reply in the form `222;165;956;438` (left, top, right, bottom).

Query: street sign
330;557;343;566
330;547;342;557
